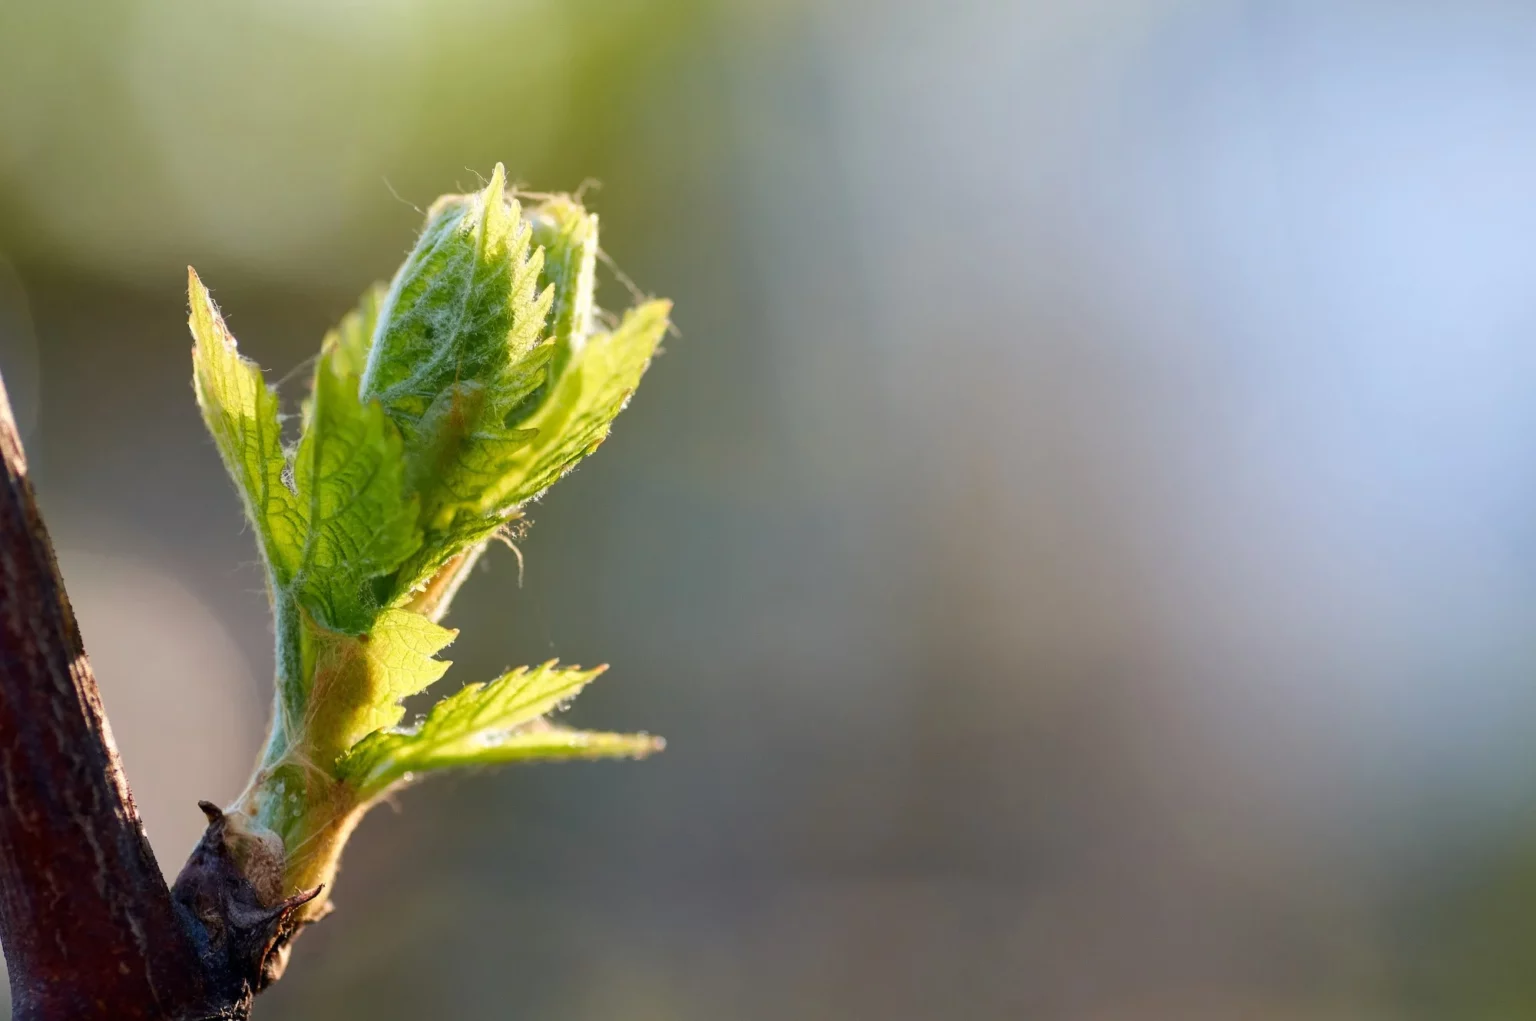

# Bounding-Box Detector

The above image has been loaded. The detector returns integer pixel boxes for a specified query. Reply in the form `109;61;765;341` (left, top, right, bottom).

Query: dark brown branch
0;373;212;1019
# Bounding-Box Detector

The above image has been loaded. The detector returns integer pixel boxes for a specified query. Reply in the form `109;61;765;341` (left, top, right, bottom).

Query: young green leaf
299;608;457;769
448;721;663;765
484;299;671;511
361;163;551;431
290;352;421;633
358;164;564;597
528;196;600;372
193;166;671;930
302;283;385;429
188;267;303;582
339;661;660;797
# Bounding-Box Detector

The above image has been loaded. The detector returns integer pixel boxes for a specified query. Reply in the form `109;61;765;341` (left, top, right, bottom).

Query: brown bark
0;371;291;1018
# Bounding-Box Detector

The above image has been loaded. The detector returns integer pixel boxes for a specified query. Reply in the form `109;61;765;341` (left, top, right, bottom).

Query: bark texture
0;373;284;1019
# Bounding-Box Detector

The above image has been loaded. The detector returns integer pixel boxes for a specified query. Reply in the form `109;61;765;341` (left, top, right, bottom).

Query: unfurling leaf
362;163;550;440
189;165;667;925
528;195;600;371
361;165;559;595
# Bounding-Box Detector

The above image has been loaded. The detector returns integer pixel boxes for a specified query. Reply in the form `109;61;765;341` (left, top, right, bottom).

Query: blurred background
4;0;1536;1017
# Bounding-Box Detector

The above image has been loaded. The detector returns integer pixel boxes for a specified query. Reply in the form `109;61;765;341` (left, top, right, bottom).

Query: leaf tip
187;265;208;305
478;163;509;221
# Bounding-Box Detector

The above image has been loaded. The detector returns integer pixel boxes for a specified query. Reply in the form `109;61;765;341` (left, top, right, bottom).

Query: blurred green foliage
0;0;727;288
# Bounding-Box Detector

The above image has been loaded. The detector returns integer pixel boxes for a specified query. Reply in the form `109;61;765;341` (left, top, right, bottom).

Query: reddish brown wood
0;373;211;1019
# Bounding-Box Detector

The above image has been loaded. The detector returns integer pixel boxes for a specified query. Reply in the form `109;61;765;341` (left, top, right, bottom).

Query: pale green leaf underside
339;660;659;795
420;722;663;767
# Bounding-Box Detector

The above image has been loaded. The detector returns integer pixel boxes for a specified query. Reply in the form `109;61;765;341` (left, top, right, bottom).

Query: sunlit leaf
188;267;303;582
340;661;659;796
192;167;669;913
485;299;670;511
291;352;421;632
302;608;458;768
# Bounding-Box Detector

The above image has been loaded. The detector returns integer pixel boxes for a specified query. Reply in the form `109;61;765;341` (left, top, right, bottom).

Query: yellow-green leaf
361;164;551;428
302;608;457;769
188;267;303;582
339;660;660;796
292;351;421;633
484;299;670;512
528;195;599;372
302;282;386;430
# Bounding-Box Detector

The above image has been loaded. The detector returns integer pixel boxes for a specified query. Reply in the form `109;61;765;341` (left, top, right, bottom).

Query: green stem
235;549;486;920
261;584;305;769
239;585;359;918
242;583;313;847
